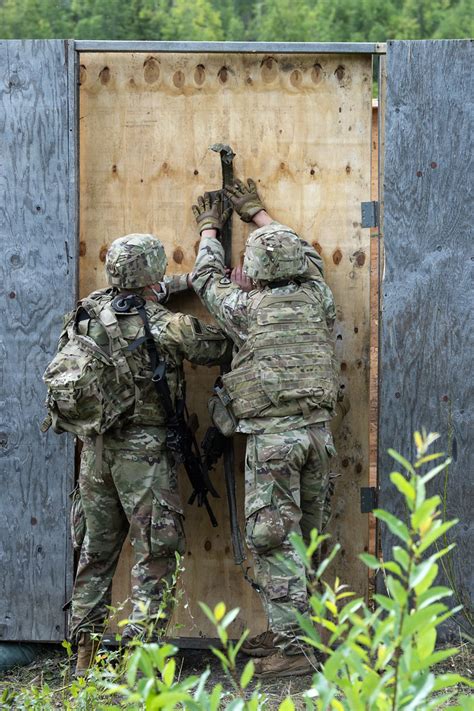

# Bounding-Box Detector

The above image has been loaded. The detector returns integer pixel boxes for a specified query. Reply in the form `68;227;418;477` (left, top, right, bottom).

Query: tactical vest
222;282;338;420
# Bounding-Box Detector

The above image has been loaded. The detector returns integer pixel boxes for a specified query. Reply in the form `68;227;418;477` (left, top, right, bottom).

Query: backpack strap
79;297;138;379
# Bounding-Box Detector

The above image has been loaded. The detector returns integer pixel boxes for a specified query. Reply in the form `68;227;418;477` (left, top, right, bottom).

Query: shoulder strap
111;294;175;420
78;297;137;378
111;293;219;525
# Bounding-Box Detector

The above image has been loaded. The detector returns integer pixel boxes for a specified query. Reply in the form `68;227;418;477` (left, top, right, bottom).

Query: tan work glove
192;192;232;235
224;178;265;223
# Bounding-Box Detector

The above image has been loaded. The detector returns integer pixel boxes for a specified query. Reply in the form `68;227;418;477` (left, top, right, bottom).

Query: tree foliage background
0;0;472;41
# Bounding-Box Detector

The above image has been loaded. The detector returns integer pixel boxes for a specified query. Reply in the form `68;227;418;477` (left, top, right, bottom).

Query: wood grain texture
369;101;379;559
379;40;473;632
79;51;372;637
0;40;77;641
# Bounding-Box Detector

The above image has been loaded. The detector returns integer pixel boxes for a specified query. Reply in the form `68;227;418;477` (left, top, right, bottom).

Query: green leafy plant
107;601;273;709
292;430;472;710
2;431;471;710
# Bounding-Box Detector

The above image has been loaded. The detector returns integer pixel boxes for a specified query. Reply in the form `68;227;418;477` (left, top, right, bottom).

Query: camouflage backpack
43;295;136;438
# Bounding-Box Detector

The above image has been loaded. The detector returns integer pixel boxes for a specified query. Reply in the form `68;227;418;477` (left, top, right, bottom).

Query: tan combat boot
75;632;99;676
253;649;317;678
241;630;278;657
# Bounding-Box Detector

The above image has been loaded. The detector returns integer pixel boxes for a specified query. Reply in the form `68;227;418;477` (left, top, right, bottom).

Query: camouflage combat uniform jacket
70;287;231;640
192;225;338;654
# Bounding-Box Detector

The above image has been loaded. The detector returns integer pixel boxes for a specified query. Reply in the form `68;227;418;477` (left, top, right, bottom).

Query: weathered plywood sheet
79;51;372;637
0;40;77;641
369;101;379;559
379;40;473;631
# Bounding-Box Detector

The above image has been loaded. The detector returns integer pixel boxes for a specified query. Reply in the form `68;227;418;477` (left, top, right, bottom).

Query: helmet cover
105;233;168;288
243;224;306;281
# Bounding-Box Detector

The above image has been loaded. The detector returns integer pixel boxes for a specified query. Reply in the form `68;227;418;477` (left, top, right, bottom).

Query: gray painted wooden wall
0;40;77;641
379;40;473;637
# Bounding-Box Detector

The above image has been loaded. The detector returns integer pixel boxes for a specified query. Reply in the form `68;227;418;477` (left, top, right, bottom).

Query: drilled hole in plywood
290;69;302;87
143;57;160;84
173;247;184;264
355;251;366;267
99;66;110;84
194;64;206;85
261;56;278;83
218;66;229;83
311;63;323;84
173;70;185;88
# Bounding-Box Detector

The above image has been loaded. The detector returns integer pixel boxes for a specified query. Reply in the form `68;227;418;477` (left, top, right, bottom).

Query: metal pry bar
209;143;235;265
208;143;246;564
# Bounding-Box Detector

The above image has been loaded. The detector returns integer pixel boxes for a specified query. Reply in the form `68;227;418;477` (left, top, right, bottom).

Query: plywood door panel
0;40;77;641
79;51;372;638
379;40;473;629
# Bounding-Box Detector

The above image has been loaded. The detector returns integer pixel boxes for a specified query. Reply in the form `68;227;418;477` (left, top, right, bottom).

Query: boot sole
241;648;277;658
254;665;314;679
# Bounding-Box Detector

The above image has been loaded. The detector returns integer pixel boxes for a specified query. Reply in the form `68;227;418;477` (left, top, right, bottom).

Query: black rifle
201;425;227;470
112;293;219;527
209;144;246;564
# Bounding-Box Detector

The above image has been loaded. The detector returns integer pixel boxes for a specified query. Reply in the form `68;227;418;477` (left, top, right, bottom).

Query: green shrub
292;429;472;710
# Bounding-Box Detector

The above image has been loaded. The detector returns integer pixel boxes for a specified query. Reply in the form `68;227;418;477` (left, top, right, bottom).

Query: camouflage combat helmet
243;223;306;281
105;233;168;289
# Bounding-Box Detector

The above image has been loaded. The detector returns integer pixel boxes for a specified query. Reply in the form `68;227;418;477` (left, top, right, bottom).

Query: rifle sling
112;294;218;525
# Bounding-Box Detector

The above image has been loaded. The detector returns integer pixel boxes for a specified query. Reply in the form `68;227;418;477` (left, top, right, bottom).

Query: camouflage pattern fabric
70;428;184;640
68;287;231;641
221;282;339;420
162;273;190;297
246;423;336;654
192;223;336;435
243;224;307;281
192;223;338;654
80;287;231;429
106;234;168;289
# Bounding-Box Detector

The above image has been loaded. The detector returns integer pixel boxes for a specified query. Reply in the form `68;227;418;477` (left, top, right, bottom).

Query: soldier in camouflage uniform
69;234;230;674
191;183;338;678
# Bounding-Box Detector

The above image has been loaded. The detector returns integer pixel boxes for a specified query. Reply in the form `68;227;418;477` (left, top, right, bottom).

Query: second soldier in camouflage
64;234;231;674
192;180;338;678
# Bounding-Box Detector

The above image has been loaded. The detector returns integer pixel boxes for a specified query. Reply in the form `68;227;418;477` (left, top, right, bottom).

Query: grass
0;640;472;709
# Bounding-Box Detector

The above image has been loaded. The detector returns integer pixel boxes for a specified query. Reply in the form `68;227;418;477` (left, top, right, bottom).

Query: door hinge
361;201;379;228
360;486;378;513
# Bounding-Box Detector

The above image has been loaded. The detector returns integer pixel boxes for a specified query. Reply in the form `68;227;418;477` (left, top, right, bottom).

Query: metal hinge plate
361;201;379;228
360;486;378;513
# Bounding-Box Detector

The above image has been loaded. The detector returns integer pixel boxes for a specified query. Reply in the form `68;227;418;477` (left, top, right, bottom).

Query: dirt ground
0;642;472;709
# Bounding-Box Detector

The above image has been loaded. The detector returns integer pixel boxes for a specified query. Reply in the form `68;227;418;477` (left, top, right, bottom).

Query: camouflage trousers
70;427;185;641
245;422;336;654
